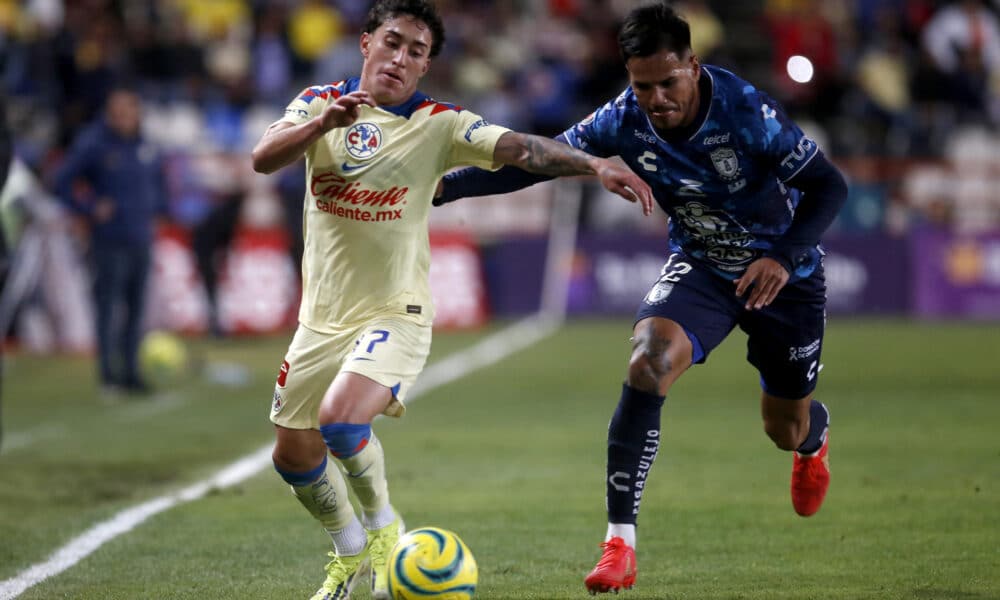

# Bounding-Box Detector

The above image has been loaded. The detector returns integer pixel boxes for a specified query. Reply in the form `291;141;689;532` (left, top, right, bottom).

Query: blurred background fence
2;0;999;353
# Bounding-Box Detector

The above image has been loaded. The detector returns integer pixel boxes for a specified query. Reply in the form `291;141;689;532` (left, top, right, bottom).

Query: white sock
330;518;368;556
606;523;636;548
363;503;397;530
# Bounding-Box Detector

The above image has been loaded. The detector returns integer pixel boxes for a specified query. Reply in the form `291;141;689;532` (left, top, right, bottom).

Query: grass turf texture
1;319;997;599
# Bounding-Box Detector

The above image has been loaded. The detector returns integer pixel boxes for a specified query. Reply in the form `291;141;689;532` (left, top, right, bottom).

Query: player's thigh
271;324;353;430
339;318;432;418
740;274;826;400
636;251;741;366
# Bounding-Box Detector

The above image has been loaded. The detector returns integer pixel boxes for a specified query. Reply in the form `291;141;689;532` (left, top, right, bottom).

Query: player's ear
690;53;701;79
360;32;371;59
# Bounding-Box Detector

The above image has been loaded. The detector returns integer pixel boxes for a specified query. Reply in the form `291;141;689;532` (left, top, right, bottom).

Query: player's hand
319;91;375;132
733;257;789;310
594;159;653;216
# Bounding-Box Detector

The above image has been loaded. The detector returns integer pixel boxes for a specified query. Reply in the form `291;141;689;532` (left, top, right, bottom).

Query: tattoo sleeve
493;132;597;177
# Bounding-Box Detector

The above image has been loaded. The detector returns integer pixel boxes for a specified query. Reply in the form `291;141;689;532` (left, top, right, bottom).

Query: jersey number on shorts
355;329;391;357
644;254;693;305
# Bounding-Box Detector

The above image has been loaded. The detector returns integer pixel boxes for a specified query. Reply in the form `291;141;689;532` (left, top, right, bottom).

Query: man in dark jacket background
55;87;167;395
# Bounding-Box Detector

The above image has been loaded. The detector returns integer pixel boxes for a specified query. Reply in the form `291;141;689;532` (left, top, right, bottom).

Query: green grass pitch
1;318;998;599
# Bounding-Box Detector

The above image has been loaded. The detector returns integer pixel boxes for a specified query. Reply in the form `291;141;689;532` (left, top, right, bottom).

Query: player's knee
273;453;327;486
627;336;675;391
271;444;322;474
319;422;372;459
763;420;804;451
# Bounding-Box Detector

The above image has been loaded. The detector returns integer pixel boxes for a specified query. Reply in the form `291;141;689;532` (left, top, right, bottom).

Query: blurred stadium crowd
1;0;999;234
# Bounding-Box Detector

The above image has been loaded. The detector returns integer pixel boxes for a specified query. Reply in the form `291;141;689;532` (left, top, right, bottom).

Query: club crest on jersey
710;147;741;181
345;122;383;160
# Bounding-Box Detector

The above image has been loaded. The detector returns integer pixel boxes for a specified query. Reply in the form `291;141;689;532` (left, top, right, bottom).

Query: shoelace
323;552;361;579
594;540;625;569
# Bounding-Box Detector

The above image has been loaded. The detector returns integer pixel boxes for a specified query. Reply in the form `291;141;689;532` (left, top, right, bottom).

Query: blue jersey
562;65;820;279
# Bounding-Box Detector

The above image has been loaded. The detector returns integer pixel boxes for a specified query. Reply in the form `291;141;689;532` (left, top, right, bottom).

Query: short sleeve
277;84;341;127
560;92;627;158
445;110;512;172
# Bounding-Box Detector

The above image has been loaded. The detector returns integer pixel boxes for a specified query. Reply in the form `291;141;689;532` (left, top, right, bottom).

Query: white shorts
270;319;432;429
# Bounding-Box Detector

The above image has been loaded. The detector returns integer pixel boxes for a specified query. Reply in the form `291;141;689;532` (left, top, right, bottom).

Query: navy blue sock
796;399;829;455
606;383;666;525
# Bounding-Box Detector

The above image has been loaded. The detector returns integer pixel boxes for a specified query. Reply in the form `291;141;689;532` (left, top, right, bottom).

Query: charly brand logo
345;122;383;160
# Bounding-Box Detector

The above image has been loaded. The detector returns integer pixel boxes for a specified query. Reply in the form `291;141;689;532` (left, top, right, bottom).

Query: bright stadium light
786;55;814;83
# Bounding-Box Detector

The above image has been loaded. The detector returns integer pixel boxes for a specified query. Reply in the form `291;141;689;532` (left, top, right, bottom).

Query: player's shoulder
584;86;638;128
703;65;780;133
294;78;357;104
411;97;465;119
703;65;761;111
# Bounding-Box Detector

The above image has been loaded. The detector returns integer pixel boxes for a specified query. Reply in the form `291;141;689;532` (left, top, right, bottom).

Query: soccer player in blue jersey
435;3;847;594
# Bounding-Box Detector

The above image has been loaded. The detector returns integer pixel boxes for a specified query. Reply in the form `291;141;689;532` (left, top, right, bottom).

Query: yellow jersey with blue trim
278;78;510;331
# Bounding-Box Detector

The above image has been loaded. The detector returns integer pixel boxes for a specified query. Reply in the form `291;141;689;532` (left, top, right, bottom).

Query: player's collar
347;76;431;119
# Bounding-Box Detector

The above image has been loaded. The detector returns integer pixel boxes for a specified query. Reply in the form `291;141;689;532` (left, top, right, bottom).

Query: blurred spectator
287;0;345;77
763;0;843;118
52;7;129;146
192;188;242;338
252;5;293;106
675;0;725;62
54;88;167;395
915;0;1000;123
853;7;917;155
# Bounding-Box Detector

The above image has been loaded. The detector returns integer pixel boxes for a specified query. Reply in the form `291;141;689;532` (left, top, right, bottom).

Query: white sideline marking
2;424;68;452
0;317;559;600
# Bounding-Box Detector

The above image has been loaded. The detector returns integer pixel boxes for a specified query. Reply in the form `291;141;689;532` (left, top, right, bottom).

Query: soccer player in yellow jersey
251;2;653;599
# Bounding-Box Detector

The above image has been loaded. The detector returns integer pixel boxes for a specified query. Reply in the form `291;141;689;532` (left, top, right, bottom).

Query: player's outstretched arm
492;132;653;215
435;133;580;207
252;91;374;174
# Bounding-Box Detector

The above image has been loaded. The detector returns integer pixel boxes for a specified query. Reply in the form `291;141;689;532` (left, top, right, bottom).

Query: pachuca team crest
709;147;740;180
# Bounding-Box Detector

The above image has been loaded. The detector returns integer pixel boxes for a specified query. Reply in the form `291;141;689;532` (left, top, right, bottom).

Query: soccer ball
387;527;478;600
139;331;188;384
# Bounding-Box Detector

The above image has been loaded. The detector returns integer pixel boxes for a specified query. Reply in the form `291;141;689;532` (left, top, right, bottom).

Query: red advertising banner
428;231;490;329
147;225;299;335
147;226;489;334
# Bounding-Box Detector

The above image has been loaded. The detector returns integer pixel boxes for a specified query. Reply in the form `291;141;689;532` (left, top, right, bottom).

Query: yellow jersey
278;78;510;331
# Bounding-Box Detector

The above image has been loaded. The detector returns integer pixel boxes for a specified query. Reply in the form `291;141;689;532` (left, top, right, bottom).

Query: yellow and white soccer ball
387;527;478;600
139;330;189;384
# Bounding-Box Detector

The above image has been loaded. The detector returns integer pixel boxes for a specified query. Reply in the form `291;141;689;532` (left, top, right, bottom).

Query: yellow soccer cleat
309;550;369;600
369;516;405;600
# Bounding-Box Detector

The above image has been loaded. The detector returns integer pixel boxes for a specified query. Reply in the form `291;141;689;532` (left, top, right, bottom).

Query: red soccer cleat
791;433;830;516
584;536;636;594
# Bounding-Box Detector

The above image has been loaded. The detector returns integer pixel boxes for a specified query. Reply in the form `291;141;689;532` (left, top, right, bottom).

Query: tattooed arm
492;132;653;214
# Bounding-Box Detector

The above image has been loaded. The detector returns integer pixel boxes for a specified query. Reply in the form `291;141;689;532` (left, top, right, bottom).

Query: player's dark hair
364;0;446;58
618;2;692;61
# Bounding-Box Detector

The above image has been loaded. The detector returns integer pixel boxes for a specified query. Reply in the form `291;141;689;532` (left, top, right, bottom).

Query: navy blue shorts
635;251;826;399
